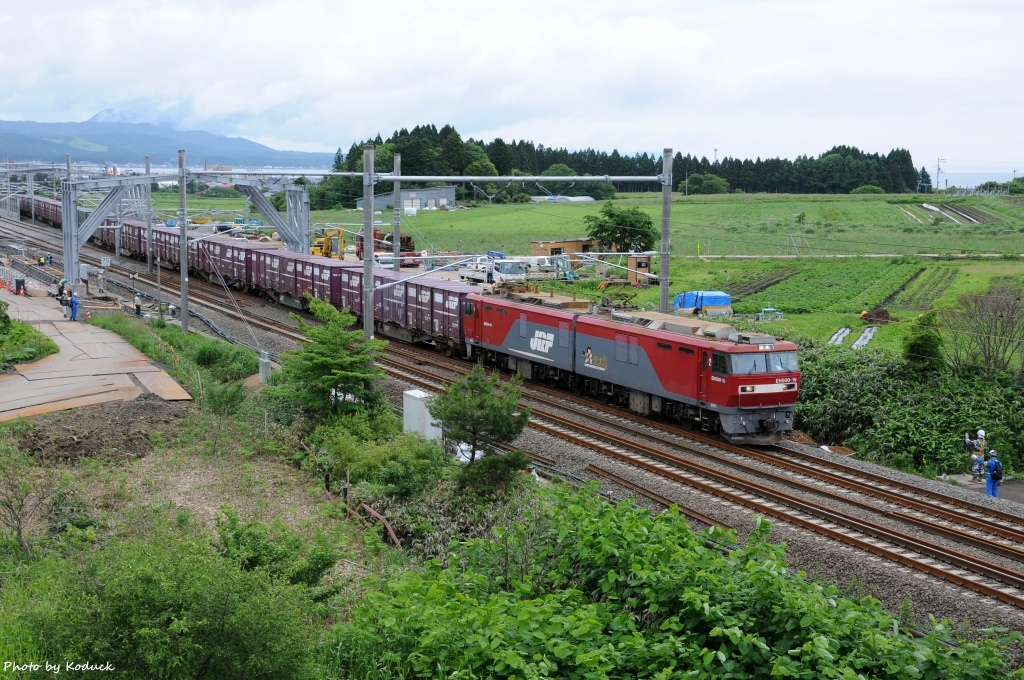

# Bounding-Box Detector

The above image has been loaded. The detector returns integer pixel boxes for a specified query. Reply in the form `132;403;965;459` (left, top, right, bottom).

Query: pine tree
269;297;387;415
427;363;530;463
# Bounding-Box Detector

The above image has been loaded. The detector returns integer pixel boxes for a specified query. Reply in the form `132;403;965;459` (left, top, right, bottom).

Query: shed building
356;186;456;211
531;237;604;268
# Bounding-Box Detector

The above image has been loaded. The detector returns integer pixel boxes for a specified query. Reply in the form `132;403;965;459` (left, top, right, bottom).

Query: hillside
0;118;334;167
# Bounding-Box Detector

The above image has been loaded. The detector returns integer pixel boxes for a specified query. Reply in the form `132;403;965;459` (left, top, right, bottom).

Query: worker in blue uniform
986;450;1002;498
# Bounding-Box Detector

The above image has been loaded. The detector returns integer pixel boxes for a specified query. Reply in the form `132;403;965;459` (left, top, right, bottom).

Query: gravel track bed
383;374;1024;654
777;440;1024;521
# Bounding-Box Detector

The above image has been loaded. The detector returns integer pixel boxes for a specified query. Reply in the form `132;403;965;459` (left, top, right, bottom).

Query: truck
523;254;579;281
458;255;527;284
355;228;418;266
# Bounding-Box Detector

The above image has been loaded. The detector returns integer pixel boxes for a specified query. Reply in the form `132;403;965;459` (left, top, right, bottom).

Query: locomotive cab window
711;352;729;374
768;351;799;373
732;351;800;374
464;300;474;316
731;353;767;375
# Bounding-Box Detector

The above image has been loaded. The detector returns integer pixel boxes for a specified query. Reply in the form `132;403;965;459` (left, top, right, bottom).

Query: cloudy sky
1;0;1021;176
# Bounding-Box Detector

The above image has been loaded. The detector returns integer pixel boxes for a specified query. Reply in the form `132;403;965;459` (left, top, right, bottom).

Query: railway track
379;343;1024;609
0;217;307;345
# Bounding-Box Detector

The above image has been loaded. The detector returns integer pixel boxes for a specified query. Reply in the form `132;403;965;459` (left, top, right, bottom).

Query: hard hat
989;449;997;457
978;429;985;438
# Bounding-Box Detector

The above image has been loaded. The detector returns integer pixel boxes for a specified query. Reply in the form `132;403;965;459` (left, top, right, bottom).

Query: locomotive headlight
740;385;756;393
783;384;796;390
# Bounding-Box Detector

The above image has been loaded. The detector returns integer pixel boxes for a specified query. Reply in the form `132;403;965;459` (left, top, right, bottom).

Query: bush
214;506;335;587
311;407;454;498
0;322;58;367
796;345;1024;473
324;484;1019;678
23;535;317;679
851;184;885;194
457;449;530;495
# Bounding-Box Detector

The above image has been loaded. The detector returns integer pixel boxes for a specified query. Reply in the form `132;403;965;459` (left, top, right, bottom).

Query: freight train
16;195;799;443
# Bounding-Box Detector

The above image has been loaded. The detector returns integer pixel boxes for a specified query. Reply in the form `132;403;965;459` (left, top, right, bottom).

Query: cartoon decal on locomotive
18;194;799;444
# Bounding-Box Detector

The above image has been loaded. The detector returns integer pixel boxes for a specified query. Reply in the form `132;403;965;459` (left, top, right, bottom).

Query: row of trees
302;125;921;209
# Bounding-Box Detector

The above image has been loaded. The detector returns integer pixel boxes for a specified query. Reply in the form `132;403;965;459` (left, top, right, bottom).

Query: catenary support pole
362;144;375;343
392;153;401;272
145;155;153;273
659;148;673;314
28;171;34;226
179;150;189;334
66;155;71;181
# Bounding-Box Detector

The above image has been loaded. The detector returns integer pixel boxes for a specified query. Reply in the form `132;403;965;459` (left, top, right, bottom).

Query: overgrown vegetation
325;484;1019;678
0;299;58;367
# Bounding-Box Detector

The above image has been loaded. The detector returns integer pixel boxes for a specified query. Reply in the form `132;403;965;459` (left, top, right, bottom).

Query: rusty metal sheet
134;372;193;401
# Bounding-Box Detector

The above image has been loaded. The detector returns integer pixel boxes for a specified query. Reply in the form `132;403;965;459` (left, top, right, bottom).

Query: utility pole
145;155;153;272
392;153;401;272
362;144;375;343
936;158;944;192
659;148;673;314
66;154;71;181
178;150;189;334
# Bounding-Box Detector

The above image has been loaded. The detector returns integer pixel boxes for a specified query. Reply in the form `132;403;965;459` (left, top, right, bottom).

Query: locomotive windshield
730;351;799;374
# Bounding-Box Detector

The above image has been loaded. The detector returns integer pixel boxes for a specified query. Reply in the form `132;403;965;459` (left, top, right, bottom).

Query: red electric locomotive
464;289;799;445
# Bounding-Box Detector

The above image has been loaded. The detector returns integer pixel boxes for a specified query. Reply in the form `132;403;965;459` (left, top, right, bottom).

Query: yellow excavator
311;228;346;259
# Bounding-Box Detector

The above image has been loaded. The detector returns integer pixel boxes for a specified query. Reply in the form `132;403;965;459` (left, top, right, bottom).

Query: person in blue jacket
68;294;80;322
986;450;1003;498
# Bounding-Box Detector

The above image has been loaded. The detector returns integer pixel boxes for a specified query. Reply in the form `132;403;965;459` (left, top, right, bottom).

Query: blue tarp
673;290;731;311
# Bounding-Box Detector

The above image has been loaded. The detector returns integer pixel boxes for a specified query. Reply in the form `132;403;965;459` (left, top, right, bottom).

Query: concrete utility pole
145;155;153;272
362;144;375;343
660;148;673;314
178;150;189;334
392;153;401;272
65;155;71;181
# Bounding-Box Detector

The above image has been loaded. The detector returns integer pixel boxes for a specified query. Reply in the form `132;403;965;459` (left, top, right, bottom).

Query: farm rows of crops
891;268;960;310
732;259;923;314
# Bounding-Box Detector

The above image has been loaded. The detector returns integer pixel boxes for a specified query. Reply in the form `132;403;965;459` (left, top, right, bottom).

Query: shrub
214;506;335;587
851;184;885;194
24;535;317;679
324;484;1019;678
457;449;530;495
317;430;454;499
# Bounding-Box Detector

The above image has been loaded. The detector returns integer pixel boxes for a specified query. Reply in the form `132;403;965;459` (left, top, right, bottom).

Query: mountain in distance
0;114;334;168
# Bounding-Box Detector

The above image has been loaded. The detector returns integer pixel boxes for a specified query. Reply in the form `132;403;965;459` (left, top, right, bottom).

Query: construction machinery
356;228;418;266
312;228;346;259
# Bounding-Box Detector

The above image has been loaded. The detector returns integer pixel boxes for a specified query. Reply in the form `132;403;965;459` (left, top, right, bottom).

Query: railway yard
3;208;1024;664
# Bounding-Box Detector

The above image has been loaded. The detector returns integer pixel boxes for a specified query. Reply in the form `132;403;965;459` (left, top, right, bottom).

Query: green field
158;191;1024;350
158;191;1024;257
